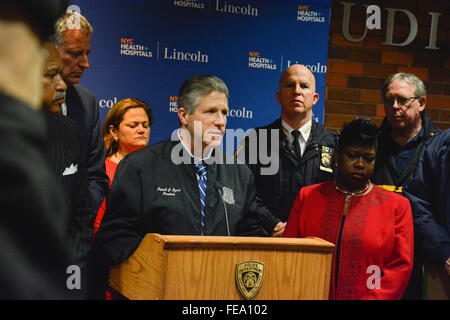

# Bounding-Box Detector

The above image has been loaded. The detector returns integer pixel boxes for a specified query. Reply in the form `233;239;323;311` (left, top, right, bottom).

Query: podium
109;233;334;300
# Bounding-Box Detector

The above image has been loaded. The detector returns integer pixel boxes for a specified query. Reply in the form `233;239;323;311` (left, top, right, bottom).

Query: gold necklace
335;181;373;196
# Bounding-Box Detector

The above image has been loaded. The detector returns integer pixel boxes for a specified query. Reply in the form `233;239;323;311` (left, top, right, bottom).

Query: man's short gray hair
177;75;229;114
381;73;427;99
53;11;93;47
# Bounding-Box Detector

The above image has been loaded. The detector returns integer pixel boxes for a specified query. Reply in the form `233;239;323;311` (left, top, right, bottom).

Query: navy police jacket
237;118;337;234
404;130;450;267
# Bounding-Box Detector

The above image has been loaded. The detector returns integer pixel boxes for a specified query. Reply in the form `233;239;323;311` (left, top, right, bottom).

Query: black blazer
0;92;70;298
66;84;109;212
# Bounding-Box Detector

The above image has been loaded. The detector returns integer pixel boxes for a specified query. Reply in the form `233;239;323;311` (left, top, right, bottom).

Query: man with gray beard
42;42;94;273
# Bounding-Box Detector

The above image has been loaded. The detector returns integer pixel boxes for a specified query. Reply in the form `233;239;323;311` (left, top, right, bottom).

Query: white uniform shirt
281;118;312;157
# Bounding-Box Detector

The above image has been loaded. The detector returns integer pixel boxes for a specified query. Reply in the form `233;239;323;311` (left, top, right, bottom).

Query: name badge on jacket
157;186;181;197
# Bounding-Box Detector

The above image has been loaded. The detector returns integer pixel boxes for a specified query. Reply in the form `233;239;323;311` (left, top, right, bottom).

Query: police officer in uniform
237;64;337;237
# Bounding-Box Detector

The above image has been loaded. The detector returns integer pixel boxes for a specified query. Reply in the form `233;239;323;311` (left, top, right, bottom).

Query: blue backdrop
71;0;331;149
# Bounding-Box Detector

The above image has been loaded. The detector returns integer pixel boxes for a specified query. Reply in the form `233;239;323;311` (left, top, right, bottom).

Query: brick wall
325;0;450;132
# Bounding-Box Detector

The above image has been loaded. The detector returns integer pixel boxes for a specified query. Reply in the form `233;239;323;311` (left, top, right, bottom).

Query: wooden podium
109;233;334;300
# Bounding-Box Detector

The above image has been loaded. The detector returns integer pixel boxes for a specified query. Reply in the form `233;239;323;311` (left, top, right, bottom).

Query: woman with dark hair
93;98;153;237
89;98;153;299
284;118;414;299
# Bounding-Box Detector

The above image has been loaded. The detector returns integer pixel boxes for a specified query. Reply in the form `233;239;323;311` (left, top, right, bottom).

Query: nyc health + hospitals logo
168;95;178;113
120;38;153;58
248;51;277;71
173;0;206;10
297;5;326;23
173;0;258;16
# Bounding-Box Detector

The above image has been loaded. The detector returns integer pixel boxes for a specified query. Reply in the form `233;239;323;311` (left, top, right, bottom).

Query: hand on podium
272;222;286;237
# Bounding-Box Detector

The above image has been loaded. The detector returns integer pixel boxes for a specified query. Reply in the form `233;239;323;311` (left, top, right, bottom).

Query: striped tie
195;164;207;235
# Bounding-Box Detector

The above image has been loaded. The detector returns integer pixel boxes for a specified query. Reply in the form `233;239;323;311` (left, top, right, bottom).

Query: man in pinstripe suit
42;42;94;297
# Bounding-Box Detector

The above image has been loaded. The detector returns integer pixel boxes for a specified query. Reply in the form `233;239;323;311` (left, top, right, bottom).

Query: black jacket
95;138;269;266
0;92;70;299
372;110;440;300
45;113;94;267
238;118;337;233
404;130;450;267
66;84;109;212
372;110;440;193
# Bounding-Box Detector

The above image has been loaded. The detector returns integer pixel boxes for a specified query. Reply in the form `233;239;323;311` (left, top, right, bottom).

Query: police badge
235;261;264;299
320;146;333;173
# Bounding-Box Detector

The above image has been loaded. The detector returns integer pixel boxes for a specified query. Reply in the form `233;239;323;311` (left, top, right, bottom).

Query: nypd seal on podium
235;261;264;299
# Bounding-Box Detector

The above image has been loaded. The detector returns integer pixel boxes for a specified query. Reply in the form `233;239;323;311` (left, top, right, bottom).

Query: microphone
217;188;231;237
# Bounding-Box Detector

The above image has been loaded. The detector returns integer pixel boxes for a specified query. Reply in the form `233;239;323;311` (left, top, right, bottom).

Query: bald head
276;64;319;128
279;64;316;91
42;42;67;113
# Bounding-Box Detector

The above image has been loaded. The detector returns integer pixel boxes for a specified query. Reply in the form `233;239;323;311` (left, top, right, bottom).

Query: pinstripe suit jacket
45;112;94;267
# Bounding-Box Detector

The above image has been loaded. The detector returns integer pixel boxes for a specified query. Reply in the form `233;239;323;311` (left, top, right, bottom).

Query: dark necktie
195;163;207;235
291;130;301;160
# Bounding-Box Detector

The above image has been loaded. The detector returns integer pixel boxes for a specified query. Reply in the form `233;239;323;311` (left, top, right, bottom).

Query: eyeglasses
383;96;420;108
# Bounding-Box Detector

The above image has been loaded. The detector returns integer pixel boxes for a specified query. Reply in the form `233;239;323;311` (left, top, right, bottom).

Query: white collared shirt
177;129;213;182
281;119;312;157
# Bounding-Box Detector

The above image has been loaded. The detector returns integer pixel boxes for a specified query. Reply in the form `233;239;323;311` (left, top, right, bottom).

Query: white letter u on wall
341;2;368;43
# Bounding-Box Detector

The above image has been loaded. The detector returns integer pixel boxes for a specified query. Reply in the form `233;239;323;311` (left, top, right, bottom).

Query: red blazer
284;180;414;300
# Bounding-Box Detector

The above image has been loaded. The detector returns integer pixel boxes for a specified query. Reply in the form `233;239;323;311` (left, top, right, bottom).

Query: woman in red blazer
284;118;414;300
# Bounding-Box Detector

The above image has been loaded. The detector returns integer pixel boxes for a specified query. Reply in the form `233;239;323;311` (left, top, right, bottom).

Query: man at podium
95;75;269;267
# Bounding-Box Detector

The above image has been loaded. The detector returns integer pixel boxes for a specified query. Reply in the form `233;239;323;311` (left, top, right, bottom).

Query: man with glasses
373;73;440;300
